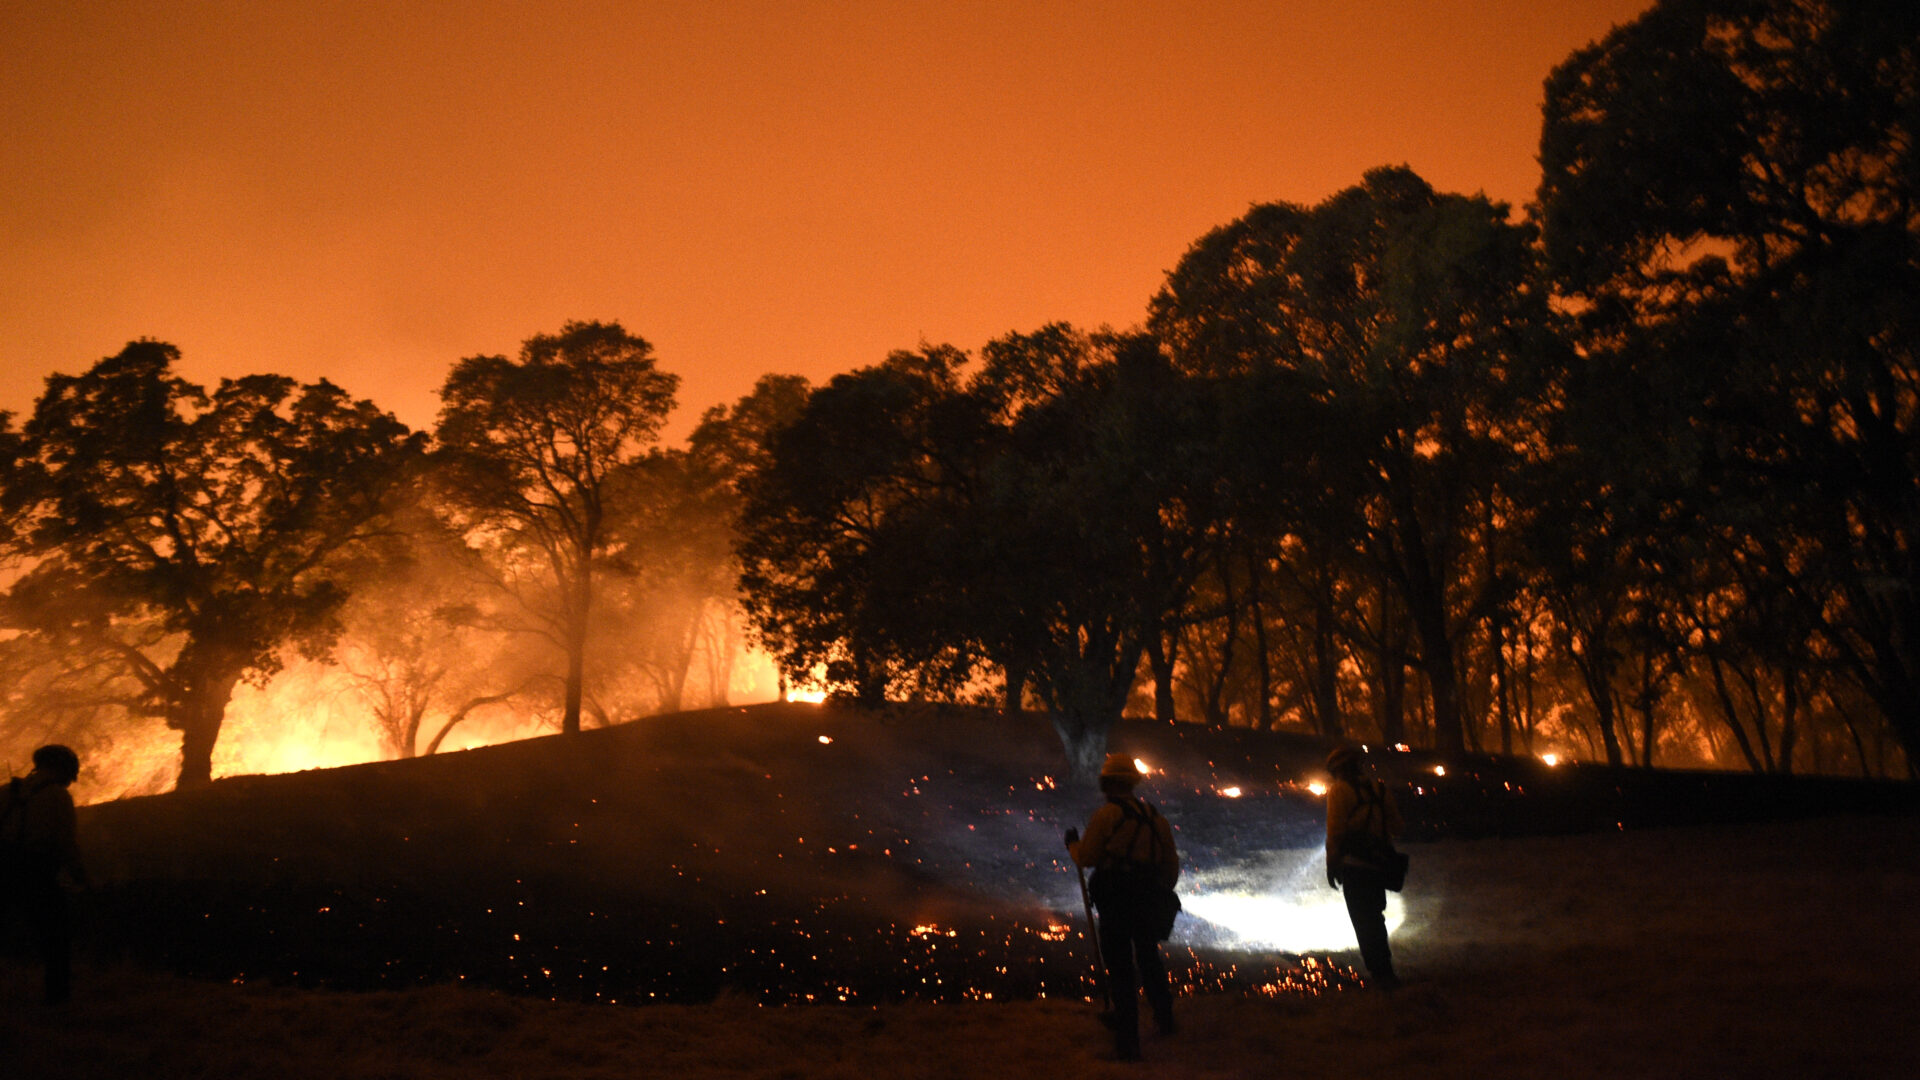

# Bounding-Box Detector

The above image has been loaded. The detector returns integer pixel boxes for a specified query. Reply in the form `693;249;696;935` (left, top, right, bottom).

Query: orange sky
3;0;1650;441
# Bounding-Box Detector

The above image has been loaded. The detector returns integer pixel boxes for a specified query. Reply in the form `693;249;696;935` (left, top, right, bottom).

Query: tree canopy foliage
735;330;1226;776
0;341;425;786
1151;166;1559;755
1536;0;1920;772
433;320;679;735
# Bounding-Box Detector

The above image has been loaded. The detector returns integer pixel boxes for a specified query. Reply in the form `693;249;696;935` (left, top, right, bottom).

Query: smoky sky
3;1;1650;440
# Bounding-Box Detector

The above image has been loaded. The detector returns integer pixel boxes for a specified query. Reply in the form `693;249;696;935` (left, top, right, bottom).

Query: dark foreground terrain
3;704;1916;1077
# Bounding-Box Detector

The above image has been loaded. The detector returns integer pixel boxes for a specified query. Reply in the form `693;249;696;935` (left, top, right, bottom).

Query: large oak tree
0;341;424;787
433;321;678;735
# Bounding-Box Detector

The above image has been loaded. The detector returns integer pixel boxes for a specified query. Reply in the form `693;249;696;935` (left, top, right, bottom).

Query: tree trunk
562;563;592;735
1394;506;1464;753
705;605;741;708
1243;547;1276;730
1377;641;1408;748
1594;685;1623;766
1043;634;1143;782
1493;620;1514;756
1704;648;1766;773
1778;674;1800;777
1146;629;1178;723
1003;659;1028;717
1633;649;1660;768
854;643;887;708
1312;596;1342;739
1050;709;1111;784
1411;606;1463;755
1572;626;1624;766
169;664;245;790
401;701;428;759
175;708;220;789
424;690;520;756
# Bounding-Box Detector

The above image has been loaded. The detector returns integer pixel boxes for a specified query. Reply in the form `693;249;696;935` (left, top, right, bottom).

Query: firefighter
1065;752;1180;1061
1;744;88;1004
1325;743;1403;988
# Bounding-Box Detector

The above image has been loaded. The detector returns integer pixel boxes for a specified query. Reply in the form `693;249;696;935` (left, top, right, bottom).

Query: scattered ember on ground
78;703;1906;1011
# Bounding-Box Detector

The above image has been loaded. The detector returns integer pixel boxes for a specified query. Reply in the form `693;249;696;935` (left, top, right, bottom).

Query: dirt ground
6;813;1916;1080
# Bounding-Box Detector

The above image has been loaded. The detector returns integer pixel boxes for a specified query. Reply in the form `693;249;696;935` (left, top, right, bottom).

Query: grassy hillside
8;703;1915;1077
72;704;1338;1003
67;701;1916;1006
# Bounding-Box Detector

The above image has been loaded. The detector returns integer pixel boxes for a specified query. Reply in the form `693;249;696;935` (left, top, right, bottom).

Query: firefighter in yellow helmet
1325;744;1404;988
1065;752;1180;1061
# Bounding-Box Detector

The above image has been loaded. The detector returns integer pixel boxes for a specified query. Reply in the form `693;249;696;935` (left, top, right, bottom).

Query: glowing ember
1133;757;1151;775
1306;780;1329;797
1218;786;1243;798
1541;753;1562;767
818;735;833;744
1433;765;1447;777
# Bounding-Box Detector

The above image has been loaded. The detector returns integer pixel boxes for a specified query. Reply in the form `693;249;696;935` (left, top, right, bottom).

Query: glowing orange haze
3;0;1649;440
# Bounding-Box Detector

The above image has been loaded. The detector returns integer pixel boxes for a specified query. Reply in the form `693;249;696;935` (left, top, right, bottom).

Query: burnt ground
48;703;1919;1007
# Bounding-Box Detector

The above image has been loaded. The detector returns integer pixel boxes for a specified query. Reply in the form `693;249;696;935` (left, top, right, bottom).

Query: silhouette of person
1066;752;1180;1061
1325;743;1403;988
2;744;87;1004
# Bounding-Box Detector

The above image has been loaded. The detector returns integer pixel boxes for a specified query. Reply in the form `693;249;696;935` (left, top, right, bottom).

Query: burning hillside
67;701;1916;1011
1;701;1910;1078
71;703;1386;1005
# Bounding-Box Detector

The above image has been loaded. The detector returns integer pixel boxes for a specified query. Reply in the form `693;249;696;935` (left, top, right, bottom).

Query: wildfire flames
52;646;788;803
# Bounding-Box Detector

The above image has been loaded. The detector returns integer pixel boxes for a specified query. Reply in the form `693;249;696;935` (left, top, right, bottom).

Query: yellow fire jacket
1070;794;1180;886
1326;776;1403;870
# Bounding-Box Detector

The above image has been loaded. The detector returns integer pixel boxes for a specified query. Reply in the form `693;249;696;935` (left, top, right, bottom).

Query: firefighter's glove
1064;827;1080;847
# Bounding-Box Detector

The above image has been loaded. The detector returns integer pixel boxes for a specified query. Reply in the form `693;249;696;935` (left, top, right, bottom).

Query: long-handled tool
1069;840;1112;1014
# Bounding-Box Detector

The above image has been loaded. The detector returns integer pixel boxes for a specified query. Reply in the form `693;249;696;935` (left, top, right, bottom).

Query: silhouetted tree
0;342;424;787
1153;167;1557;754
735;330;1219;777
1521;356;1694;766
737;347;987;706
969;327;1220;776
688;375;814;496
433;321;678;735
1537;0;1919;774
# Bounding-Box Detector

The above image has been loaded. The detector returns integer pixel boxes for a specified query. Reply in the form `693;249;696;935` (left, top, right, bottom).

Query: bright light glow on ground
1177;852;1405;953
